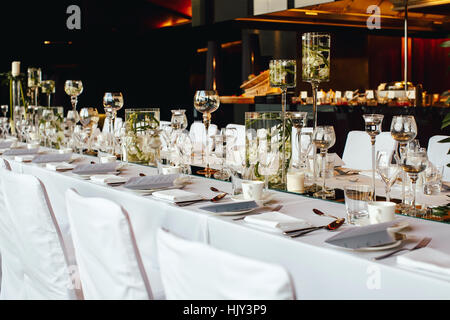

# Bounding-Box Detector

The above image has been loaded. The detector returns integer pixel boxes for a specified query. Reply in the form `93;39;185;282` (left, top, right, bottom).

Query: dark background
0;0;448;135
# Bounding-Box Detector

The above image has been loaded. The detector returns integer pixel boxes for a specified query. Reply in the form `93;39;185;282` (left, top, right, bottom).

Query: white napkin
152;189;202;202
244;212;311;233
90;174;127;185
14;155;34;162
397;248;450;278
46;162;75;171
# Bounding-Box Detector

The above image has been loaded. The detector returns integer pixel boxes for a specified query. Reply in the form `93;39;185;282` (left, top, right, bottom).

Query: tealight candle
287;171;305;193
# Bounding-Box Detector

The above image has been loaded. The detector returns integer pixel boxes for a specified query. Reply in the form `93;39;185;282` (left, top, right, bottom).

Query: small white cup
241;180;264;200
367;201;396;224
162;166;182;175
99;155;117;164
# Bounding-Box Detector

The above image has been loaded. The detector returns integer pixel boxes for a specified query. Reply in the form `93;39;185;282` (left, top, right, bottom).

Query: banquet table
2;147;450;300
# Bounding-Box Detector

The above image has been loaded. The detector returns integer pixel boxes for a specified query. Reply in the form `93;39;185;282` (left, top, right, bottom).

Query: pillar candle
287;171;305;193
11;61;20;77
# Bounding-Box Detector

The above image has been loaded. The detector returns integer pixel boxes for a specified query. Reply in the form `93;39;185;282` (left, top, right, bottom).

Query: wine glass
269;59;296;188
41;80;55;107
390;115;418;211
312;126;336;199
258;143;280;192
171;109;188;131
193;90;220;178
103;92;124;155
287;111;308;170
79;107;99;153
401;149;428;216
376;150;400;202
362;114;384;199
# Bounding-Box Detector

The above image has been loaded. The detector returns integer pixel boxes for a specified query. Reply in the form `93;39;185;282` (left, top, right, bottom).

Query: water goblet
401;149;428;216
103;92;124;154
376;150;400;202
390;115;417;211
312;126;336;199
193;90;220;178
363;114;384;198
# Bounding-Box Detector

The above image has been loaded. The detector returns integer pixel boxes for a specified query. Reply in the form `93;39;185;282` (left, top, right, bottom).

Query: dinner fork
373;237;432;261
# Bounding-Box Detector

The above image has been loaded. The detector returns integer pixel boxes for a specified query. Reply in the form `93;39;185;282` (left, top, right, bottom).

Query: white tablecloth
3;149;450;299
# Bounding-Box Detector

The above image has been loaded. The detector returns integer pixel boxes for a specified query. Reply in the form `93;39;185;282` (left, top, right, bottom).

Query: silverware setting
232;205;283;221
210;186;229;195
373;237;432;261
312;208;340;220
286;218;345;238
175;192;227;207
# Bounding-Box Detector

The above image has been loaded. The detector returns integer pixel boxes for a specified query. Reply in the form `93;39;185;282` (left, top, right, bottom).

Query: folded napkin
397;248;450;278
46;162;75;171
152;189;203;202
72;162;118;175
14;155;34;162
123;174;180;190
4;148;39;156
90;174;127;185
244;212;311;232
32;153;72;164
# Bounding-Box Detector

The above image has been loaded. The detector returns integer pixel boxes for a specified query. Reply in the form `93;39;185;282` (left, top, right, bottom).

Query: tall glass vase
269;59;296;189
302;32;331;191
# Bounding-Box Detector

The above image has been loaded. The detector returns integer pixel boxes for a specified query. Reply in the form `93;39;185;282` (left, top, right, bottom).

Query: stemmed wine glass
376;150;400;202
79;107;99;153
269;59;296;188
390;115;418;211
103;92;124;155
287;111;308;170
258;142;280;192
401;149;428;216
64;80;83;125
193;90;220;178
313;126;336;199
362;114;384;199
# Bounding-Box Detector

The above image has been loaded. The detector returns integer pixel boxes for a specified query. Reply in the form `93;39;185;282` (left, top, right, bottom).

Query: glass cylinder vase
124;108;161;166
245;112;291;190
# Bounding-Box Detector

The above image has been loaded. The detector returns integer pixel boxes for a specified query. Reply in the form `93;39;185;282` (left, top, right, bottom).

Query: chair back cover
342;131;396;170
0;161;26;299
1;170;77;299
427;135;450;181
189;121;218;153
65;189;152;300
156;228;295;300
226;124;245;147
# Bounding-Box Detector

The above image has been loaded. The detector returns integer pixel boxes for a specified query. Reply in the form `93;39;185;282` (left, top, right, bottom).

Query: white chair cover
189;121;218;153
0;160;26;299
226;124;245;147
65;189;152;300
342;131;396;170
1;170;78;299
156;228;295;300
427;135;450;182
